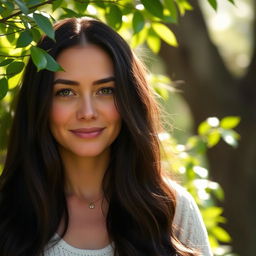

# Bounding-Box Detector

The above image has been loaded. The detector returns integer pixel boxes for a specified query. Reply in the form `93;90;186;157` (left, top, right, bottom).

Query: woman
0;17;212;256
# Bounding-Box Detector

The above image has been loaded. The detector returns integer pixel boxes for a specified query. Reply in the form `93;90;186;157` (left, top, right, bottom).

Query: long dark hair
0;17;198;256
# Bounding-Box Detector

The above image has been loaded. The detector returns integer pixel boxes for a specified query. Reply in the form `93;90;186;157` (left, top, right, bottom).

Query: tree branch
0;73;18;77
74;0;120;3
0;54;30;58
0;0;122;24
0;28;24;37
73;0;126;9
0;0;54;23
0;24;37;37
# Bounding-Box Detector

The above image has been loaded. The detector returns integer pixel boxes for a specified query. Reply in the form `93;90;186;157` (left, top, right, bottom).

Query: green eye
99;87;114;95
56;89;73;97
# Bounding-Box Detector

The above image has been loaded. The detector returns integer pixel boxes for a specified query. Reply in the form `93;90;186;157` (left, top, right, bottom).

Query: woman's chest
58;199;110;249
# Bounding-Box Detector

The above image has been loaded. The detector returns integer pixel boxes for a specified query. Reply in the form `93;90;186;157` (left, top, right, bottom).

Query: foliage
0;0;236;255
160;116;240;255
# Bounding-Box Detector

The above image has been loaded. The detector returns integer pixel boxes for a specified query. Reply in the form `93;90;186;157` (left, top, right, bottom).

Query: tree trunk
159;1;256;255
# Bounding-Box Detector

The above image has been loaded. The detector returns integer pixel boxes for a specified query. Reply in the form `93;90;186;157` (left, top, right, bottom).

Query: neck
60;148;110;201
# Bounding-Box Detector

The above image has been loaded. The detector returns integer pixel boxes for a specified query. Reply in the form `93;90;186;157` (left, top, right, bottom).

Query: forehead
54;45;114;79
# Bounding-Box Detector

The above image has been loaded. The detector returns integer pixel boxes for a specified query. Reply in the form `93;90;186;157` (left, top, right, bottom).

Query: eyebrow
53;76;115;86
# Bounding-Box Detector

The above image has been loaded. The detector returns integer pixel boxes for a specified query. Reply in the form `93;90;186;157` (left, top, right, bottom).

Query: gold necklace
88;196;103;209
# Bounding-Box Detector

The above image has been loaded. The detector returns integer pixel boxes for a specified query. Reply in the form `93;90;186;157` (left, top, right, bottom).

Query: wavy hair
0;17;198;256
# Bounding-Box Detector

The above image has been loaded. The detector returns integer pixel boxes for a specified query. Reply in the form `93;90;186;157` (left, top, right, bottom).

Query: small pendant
89;202;95;209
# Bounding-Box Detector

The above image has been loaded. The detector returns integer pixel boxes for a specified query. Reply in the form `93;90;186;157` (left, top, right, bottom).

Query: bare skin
57;151;110;249
58;195;109;249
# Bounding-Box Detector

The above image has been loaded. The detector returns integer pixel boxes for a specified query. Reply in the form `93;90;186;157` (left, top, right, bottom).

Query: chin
68;146;110;158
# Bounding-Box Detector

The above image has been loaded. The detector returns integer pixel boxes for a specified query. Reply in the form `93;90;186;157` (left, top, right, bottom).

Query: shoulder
164;179;213;256
165;179;202;233
171;181;199;220
163;178;198;213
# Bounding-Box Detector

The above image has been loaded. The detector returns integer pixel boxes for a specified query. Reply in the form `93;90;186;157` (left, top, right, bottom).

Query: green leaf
122;3;134;15
52;0;63;12
147;28;161;53
208;236;218;249
6;26;15;44
220;116;240;129
202;206;225;229
74;0;89;14
0;59;14;67
5;1;15;13
93;1;106;8
62;8;80;17
14;0;29;14
0;23;7;34
176;0;193;15
207;129;221;147
188;137;207;154
164;0;178;21
1;1;14;18
30;47;62;72
6;61;25;77
33;13;55;40
0;78;8;100
131;27;148;48
154;86;169;100
0;6;5;15
186;164;197;180
105;5;123;30
26;0;44;5
186;136;199;150
208;0;218;10
44;53;64;72
212;226;231;242
198;121;211;135
211;185;225;201
141;0;163;18
31;28;42;43
5;2;15;11
132;11;145;34
16;30;33;48
227;0;235;4
30;46;47;71
202;207;223;219
152;23;177;47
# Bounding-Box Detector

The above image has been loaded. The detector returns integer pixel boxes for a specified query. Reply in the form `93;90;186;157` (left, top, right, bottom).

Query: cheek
103;102;121;123
50;102;71;127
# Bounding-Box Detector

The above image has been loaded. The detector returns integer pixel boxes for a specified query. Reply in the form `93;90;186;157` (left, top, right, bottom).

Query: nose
76;95;97;120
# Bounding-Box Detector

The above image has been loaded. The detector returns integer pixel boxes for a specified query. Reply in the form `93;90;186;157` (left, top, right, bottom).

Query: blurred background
156;1;256;255
151;1;255;255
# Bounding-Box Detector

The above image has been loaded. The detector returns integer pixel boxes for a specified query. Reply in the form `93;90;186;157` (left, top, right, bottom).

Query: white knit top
44;237;114;256
44;182;212;256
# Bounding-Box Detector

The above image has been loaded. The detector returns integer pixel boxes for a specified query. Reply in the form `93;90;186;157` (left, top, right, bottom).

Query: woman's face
49;44;121;158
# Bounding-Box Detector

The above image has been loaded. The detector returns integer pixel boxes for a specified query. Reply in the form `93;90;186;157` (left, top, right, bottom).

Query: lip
70;127;105;139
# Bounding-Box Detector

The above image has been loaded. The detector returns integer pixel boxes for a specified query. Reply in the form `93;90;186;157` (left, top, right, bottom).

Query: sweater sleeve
171;182;213;256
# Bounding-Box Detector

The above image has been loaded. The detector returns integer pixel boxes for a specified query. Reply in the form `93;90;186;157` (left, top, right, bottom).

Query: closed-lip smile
70;127;105;138
70;127;105;133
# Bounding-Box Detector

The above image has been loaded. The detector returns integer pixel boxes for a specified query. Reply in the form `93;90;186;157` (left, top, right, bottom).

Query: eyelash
55;88;74;97
98;87;115;95
55;87;115;97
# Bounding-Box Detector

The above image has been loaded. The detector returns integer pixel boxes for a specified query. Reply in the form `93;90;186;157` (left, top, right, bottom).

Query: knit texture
44;182;212;256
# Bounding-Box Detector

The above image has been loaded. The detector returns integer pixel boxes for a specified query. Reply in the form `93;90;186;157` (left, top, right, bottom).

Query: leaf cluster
160;116;240;253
